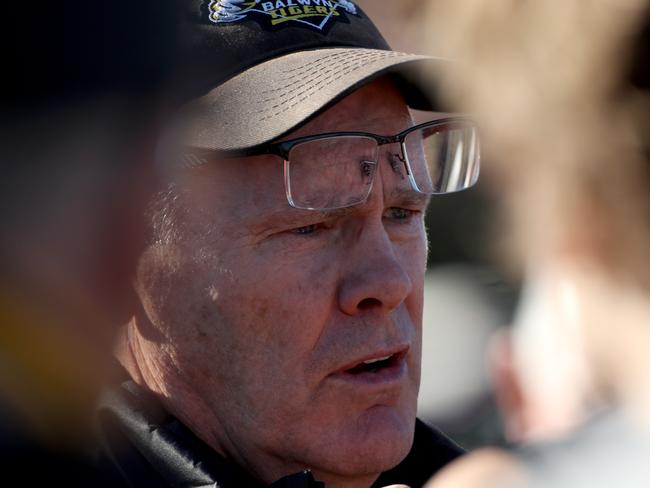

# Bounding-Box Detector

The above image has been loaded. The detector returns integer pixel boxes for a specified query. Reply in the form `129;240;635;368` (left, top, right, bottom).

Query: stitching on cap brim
184;48;448;152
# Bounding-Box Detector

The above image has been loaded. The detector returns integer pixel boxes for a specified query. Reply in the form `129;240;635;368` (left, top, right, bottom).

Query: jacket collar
96;379;463;487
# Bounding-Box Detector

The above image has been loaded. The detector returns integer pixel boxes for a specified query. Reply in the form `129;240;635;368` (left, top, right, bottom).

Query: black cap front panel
172;0;448;155
180;0;391;99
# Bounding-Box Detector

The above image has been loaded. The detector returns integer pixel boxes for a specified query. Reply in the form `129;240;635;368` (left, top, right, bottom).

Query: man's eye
386;207;418;220
290;224;318;235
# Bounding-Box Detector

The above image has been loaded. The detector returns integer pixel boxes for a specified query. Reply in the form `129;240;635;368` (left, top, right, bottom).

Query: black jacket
95;380;463;487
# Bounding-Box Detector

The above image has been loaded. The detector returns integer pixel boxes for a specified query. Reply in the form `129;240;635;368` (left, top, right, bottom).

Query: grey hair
147;183;186;247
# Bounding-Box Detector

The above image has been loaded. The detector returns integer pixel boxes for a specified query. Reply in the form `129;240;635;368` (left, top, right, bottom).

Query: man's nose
337;223;413;316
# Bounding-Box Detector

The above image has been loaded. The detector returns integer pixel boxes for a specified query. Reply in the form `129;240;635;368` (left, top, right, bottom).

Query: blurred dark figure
420;0;650;487
0;2;180;484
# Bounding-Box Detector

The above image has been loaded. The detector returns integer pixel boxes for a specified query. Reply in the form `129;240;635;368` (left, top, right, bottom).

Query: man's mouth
328;347;409;388
345;353;401;374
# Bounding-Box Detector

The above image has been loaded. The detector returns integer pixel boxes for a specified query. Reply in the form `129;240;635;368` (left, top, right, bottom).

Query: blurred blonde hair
422;0;650;291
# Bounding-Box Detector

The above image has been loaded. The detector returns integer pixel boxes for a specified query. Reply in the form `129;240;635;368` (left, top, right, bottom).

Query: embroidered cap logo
208;0;358;31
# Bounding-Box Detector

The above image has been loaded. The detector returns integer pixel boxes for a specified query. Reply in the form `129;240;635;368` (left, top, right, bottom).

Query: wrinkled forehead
285;77;413;138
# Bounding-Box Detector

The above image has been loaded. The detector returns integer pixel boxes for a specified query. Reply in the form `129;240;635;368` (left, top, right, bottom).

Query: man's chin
312;405;416;479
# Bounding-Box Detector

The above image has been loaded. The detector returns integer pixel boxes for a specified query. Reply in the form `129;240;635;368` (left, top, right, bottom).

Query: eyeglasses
185;117;480;211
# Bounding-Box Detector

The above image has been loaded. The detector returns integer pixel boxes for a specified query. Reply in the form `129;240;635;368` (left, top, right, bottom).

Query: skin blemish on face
389;153;407;180
194;303;217;338
208;285;220;301
252;298;270;321
360;160;376;179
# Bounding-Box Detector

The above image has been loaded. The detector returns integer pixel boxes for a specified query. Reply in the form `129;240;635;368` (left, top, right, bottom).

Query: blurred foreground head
0;1;180;446
424;0;650;438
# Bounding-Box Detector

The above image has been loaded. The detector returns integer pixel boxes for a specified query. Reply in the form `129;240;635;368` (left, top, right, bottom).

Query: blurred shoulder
425;447;527;488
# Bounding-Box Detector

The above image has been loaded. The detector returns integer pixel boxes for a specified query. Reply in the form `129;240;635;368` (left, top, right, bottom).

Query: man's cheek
210;288;300;365
402;242;427;288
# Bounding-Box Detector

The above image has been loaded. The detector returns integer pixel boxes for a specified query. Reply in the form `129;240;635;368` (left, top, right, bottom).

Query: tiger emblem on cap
208;0;358;30
209;0;254;23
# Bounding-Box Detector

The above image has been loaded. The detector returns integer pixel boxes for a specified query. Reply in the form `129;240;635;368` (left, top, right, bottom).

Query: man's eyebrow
248;206;348;232
252;190;431;231
260;204;352;220
389;188;432;208
312;206;359;219
312;190;431;217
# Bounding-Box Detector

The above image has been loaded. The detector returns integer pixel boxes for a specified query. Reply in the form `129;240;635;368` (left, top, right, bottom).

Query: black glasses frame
256;116;477;159
183;116;477;162
180;116;480;210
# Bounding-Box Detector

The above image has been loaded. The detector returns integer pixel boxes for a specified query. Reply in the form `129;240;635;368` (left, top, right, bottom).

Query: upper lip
330;344;410;375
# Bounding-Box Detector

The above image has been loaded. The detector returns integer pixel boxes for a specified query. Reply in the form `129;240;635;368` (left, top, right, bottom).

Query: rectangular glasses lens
405;122;480;194
286;136;378;210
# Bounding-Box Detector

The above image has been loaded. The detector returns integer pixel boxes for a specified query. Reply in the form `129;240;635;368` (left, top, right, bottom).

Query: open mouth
329;347;409;386
345;352;402;375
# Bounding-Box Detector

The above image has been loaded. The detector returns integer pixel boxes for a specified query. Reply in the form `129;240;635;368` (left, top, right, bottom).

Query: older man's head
130;77;424;486
114;2;479;487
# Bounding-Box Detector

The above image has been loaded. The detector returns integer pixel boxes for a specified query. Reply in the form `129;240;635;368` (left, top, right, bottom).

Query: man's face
136;79;429;485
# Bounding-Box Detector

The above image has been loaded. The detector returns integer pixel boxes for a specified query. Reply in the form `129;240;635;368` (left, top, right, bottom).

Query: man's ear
115;282;141;326
98;158;158;328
